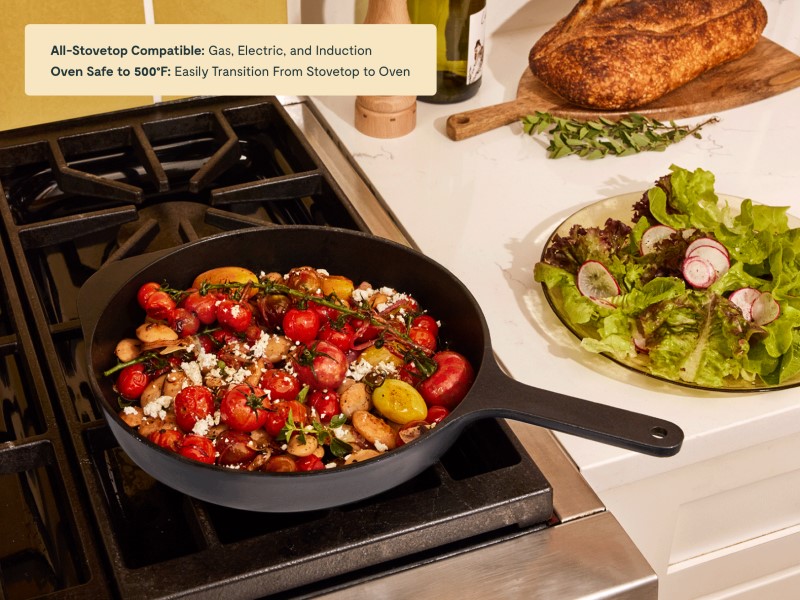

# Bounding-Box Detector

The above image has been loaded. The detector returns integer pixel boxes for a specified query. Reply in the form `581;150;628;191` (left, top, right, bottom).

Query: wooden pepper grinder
355;0;416;138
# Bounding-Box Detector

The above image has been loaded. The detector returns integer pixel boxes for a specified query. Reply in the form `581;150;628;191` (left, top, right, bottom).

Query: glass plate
540;191;800;392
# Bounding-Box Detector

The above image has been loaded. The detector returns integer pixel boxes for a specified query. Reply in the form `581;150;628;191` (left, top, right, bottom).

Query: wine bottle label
466;6;486;85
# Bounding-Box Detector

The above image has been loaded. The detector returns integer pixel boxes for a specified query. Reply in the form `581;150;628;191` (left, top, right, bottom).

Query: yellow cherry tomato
359;345;405;369
372;379;428;425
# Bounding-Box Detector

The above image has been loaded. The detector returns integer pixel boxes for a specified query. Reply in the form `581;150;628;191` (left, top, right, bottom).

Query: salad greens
535;165;800;388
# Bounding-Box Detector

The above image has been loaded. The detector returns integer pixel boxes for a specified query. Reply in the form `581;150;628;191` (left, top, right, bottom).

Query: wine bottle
408;0;487;104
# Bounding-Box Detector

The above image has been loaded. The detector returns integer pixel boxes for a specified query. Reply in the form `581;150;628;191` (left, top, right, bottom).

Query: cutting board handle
446;98;529;141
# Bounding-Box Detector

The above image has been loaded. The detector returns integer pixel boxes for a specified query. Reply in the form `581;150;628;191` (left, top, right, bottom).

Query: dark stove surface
0;97;552;599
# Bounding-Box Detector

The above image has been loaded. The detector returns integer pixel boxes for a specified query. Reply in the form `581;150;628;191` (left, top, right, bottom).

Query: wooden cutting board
445;37;800;141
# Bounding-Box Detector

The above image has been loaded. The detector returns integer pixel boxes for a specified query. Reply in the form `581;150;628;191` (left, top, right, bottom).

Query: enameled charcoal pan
80;226;683;512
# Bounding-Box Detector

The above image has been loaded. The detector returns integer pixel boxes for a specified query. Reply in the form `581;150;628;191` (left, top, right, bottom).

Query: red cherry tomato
178;434;215;464
144;290;176;321
309;299;341;323
169;307;201;338
349;317;381;344
282;308;321;344
398;362;423;387
149;428;184;452
318;321;356;353
411;315;439;336
214;430;257;466
263;400;308;437
418;351;475;410
295;454;325;471
409;326;437;353
137;282;161;310
173;386;215;432
308;389;340;423
220;385;269;432
216;299;253;333
116;363;150;400
180;291;218;325
426;405;450;424
259;369;301;401
292;340;348;390
264;455;297;472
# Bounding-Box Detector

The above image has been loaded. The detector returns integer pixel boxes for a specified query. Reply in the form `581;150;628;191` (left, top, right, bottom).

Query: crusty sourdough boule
528;0;768;110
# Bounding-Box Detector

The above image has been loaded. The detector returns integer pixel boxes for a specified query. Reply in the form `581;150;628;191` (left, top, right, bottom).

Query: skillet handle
467;362;683;457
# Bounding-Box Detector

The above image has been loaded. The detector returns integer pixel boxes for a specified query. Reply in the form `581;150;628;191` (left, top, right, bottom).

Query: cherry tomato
263;400;308;437
309;299;341;323
214;430;257;466
282;308;321;344
286;267;322;293
398;362;424;387
426;405;450;424
318;321;355;353
220;384;269;432
211;328;237;347
216;299;253;332
408;326;437;353
197;334;217;354
144;290;176;321
169;308;201;337
411;314;439;336
137;282;161;310
418;351;475;410
180;291;218;325
308;389;340;423
173;385;215;432
259;369;301;401
295;454;325;471
396;420;431;446
116;363;150;400
149;428;184;452
264;455;297;472
349;317;381;344
178;434;215;464
292;340;348;390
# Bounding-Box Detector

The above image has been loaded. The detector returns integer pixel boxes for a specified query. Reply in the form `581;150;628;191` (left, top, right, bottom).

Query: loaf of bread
528;0;768;110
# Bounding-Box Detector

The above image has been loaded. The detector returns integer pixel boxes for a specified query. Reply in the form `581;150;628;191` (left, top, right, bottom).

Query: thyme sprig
521;112;719;159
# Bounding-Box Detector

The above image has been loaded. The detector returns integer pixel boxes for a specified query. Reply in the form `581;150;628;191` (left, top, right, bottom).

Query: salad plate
536;167;800;392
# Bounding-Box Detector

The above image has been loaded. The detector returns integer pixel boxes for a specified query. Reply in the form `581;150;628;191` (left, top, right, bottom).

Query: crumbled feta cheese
325;462;338;469
181;361;203;386
123;406;138;415
374;440;388;452
195;346;218;370
143;396;171;420
346;358;374;382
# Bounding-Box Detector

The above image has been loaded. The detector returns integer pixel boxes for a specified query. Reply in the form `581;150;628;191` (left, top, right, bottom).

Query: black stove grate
0;97;553;599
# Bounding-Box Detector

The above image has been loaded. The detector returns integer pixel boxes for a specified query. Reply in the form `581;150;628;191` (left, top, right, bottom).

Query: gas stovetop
0;97;554;599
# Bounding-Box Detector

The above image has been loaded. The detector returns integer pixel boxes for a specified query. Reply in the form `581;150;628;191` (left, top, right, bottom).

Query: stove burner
116;200;218;251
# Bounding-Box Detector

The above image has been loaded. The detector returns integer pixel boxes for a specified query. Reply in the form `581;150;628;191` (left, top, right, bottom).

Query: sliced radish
728;287;761;321
686;244;730;276
577;260;620;299
639;225;676;255
751;292;780;326
682;256;717;289
686;237;729;259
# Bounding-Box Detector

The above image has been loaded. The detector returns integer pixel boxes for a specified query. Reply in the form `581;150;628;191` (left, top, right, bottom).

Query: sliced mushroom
139;374;167;408
259;335;293;363
161;371;187;398
114;338;142;362
244;358;267;388
340;382;371;418
286;433;319;457
136;322;179;343
345;449;381;464
351;410;396;450
119;406;144;427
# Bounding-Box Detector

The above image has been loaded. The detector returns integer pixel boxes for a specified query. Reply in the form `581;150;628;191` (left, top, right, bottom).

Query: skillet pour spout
81;226;683;512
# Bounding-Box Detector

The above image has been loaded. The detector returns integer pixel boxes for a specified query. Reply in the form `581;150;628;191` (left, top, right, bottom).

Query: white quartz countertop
310;0;800;494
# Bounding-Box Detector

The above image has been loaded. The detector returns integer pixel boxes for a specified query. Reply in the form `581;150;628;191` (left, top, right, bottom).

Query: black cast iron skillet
80;226;683;512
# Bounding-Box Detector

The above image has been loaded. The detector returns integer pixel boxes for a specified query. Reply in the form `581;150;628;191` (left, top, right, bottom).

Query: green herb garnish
521;112;719;159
